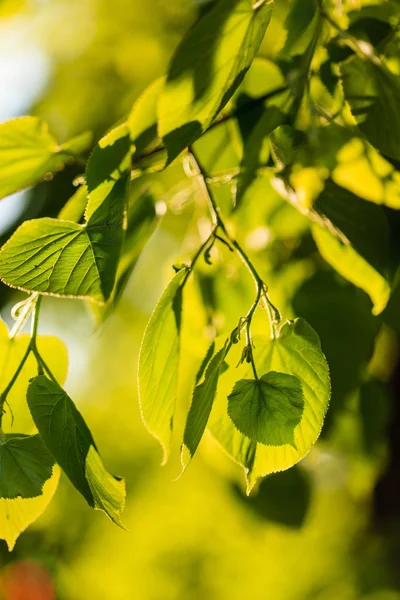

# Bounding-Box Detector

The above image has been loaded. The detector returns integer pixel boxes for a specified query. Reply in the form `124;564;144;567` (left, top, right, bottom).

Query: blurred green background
0;0;400;599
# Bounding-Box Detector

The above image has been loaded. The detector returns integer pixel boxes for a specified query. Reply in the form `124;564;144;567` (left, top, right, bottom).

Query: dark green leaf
0;434;55;500
341;57;400;160
27;376;126;526
228;371;304;447
181;343;228;472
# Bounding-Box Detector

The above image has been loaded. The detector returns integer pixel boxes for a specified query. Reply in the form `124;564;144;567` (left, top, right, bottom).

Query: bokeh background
0;0;400;598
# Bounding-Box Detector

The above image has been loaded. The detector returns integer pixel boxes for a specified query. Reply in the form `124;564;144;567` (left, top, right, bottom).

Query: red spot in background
0;560;55;600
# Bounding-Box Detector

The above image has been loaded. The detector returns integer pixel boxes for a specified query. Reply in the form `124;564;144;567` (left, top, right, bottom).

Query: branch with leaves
0;0;399;548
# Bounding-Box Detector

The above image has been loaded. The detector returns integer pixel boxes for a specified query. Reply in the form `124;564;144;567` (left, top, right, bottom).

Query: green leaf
58;185;88;222
91;190;158;321
236;107;283;205
181;343;228;473
0;124;132;304
158;0;274;163
0;467;60;551
85;123;131;219
0;117;89;200
293;270;380;431
227;372;304;447
0;434;55;499
279;0;318;59
27;375;126;527
0;175;129;303
209;318;330;492
332;137;400;209
60;130;93;155
138;267;188;464
312;182;391;315
128;77;166;163
341;57;400;160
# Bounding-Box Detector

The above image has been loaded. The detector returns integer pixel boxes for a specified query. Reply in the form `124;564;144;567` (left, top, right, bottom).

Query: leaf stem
9;293;39;340
0;342;31;421
182;227;217;287
189;149;281;341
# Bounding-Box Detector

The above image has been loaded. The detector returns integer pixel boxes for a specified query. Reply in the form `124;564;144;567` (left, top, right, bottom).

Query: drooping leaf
91;189;158;321
312;182;391;315
27;375;126;527
158;0;274;163
181;343;228;473
0;466;60;551
227;371;304;447
0;117;90;200
0;434;55;499
312;225;390;317
332;137;400;209
209;318;330;492
138;267;188;464
341;57;400;160
0;124;131;303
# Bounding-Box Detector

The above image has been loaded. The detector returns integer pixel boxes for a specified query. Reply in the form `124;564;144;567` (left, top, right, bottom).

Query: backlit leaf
227;371;304;447
209;319;330;492
0;117;90;200
0;466;60;551
0;434;55;499
138;268;188;464
312;182;391;314
158;0;274;163
27;376;126;527
0;125;132;304
181;343;228;473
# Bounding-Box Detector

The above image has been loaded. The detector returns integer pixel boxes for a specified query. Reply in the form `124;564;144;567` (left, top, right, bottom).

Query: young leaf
0;117;90;200
181;343;228;473
0;467;60;551
158;0;274;163
138;267;188;464
27;375;126;527
0;434;55;499
227;372;304;447
209;319;330;493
